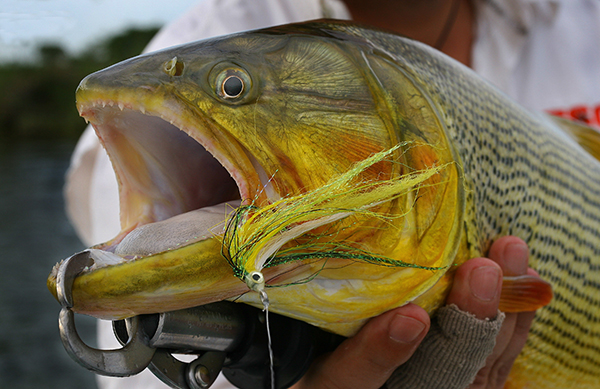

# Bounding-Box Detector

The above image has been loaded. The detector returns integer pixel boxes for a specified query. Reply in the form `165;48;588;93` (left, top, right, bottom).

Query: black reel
113;301;345;389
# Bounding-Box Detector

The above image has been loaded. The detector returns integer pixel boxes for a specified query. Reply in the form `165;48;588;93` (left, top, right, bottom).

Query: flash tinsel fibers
220;144;450;291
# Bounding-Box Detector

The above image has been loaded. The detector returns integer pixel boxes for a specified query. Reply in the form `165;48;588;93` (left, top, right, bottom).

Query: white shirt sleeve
473;0;600;126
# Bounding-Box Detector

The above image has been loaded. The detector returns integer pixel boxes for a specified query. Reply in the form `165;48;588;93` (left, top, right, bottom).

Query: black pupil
252;273;260;281
223;76;243;97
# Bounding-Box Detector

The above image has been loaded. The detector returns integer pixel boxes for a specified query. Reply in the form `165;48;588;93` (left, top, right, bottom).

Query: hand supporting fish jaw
292;237;545;389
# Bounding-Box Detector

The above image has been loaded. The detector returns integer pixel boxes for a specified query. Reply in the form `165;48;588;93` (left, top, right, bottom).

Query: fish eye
222;75;244;98
214;67;252;102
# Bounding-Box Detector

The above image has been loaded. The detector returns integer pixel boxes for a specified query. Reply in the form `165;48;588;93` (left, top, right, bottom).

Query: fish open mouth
77;97;273;267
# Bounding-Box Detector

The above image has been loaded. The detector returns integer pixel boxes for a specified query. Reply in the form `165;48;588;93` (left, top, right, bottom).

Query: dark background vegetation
0;26;160;388
0;27;160;140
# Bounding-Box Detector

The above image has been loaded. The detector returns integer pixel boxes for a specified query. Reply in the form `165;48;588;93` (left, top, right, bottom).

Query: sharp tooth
140;106;146;114
118;102;125;110
101;101;107;107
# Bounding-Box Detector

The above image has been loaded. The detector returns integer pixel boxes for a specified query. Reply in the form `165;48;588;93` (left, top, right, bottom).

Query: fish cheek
240;40;394;188
364;52;466;273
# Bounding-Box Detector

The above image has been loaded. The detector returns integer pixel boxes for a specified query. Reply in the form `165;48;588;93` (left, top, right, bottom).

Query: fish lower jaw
73;97;285;282
87;199;244;271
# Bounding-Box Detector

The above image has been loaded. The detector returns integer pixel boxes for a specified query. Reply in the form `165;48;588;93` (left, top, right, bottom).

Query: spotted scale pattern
333;23;600;388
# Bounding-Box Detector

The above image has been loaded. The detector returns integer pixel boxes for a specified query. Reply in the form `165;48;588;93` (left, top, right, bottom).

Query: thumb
292;304;430;389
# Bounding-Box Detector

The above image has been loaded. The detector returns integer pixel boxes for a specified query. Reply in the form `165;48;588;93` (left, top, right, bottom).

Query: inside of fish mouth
93;107;245;261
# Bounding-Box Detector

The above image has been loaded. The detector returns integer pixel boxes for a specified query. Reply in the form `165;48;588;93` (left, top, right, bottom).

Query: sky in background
0;0;202;62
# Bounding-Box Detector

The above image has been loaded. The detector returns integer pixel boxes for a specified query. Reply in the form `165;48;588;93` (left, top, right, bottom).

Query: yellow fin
548;114;600;161
499;275;553;312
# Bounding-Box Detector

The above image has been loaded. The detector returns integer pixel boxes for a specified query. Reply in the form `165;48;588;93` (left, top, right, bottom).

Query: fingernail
469;266;501;301
504;242;529;276
389;314;426;344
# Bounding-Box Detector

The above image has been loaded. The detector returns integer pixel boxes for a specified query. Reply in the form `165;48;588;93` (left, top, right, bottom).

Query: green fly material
219;144;449;291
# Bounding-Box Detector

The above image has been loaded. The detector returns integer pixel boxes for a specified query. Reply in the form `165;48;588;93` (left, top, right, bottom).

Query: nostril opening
163;57;184;77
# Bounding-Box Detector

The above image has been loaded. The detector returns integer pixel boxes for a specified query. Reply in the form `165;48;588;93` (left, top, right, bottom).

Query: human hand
291;236;540;389
456;236;538;389
290;302;430;389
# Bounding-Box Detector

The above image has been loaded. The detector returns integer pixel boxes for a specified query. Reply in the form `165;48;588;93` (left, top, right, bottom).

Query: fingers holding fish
487;236;530;278
466;236;540;389
477;309;536;389
291;303;430;389
382;239;531;389
291;251;506;389
446;256;503;320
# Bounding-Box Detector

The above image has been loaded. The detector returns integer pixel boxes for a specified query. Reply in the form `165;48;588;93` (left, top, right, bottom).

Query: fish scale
356;28;600;388
346;25;600;388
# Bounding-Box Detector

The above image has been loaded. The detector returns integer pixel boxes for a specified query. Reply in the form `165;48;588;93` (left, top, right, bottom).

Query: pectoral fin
499;275;553;312
549;114;600;161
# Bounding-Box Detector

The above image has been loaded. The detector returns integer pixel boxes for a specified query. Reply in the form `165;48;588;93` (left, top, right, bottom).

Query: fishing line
259;289;276;389
241;271;276;387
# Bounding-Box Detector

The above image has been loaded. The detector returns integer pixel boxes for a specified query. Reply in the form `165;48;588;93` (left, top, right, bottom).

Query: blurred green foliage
0;27;160;140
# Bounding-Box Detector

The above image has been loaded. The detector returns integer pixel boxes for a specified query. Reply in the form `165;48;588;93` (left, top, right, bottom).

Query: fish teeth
140;106;146;114
118;102;125;111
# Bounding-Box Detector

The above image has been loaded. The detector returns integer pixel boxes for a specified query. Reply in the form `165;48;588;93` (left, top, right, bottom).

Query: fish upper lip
76;95;271;258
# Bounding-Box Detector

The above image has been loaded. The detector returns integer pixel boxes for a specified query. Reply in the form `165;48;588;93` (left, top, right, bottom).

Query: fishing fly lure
221;144;450;292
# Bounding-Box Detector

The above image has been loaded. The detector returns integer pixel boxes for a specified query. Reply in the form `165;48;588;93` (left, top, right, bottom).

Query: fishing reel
56;251;344;389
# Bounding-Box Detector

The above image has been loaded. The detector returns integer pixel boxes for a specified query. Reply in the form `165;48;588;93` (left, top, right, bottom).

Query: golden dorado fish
48;20;600;388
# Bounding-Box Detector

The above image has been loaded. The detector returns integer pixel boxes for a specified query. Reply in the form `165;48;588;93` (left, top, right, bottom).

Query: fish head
49;21;465;335
79;25;401;210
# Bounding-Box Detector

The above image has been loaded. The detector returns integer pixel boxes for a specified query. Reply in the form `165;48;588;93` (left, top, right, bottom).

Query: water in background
0;140;98;388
